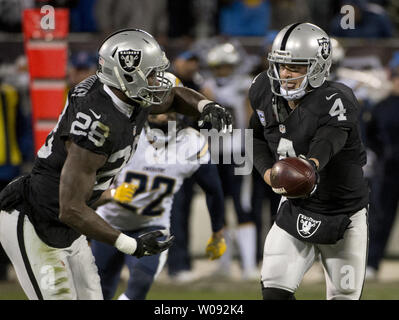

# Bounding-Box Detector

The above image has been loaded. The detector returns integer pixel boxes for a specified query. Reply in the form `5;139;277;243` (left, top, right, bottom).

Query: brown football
270;157;317;198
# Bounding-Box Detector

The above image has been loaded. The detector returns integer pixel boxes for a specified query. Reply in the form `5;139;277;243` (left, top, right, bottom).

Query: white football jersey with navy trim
96;127;209;231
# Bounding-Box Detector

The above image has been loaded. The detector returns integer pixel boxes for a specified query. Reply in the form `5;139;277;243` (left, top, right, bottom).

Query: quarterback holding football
249;23;369;300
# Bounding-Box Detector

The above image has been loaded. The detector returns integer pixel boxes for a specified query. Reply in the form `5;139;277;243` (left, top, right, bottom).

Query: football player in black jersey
249;23;369;300
0;29;232;300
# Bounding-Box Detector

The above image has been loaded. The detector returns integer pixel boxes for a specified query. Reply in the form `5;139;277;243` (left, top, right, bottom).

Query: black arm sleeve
192;163;225;232
307;125;349;171
249;113;275;177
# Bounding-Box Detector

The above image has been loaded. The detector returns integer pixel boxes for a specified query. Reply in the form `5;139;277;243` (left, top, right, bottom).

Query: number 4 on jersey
277;138;296;159
329;98;347;121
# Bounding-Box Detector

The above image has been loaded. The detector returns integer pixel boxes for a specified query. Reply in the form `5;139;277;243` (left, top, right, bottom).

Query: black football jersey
249;71;369;216
27;75;149;247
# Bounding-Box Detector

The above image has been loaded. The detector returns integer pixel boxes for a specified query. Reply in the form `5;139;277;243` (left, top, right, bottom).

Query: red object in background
23;8;69;40
30;80;67;120
23;8;69;153
34;120;57;152
26;41;67;78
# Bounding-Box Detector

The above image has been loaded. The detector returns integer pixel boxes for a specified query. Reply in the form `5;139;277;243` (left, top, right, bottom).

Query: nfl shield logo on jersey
296;213;321;238
256;109;266;126
119;49;142;72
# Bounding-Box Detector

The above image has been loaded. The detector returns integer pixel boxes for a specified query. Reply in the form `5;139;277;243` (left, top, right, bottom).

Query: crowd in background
0;0;398;284
0;0;396;39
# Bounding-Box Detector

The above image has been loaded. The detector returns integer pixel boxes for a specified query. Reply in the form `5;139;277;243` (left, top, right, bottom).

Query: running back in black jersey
27;75;149;248
249;71;369;216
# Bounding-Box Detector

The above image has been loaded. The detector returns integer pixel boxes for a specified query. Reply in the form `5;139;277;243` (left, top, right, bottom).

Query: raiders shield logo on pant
261;208;368;300
297;214;321;238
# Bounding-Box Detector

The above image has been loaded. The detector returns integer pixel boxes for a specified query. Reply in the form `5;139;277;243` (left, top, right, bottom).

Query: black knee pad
262;286;296;300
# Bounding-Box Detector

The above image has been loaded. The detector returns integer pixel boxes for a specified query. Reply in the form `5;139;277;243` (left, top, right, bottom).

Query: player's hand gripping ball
113;182;138;203
270;156;318;198
205;235;226;260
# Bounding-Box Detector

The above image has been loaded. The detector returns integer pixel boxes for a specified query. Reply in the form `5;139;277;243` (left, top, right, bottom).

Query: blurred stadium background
1;0;399;300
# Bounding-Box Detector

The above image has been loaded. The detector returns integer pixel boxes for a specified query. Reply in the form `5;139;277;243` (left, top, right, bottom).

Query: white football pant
0;209;103;300
261;207;368;300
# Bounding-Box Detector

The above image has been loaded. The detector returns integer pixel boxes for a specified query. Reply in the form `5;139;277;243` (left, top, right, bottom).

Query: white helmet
267;23;332;101
206;42;240;67
330;38;345;65
97;29;172;107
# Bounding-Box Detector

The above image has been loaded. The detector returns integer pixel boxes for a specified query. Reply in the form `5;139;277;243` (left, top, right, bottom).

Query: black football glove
133;230;175;258
298;155;320;197
198;102;233;133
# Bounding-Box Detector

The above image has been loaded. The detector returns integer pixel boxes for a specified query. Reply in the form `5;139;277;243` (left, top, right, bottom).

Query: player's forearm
90;189;112;209
60;142;120;245
59;203;120;245
307;126;348;171
253;137;274;179
59;202;138;255
59;182;119;245
250;113;275;178
151;87;204;116
167;87;206;117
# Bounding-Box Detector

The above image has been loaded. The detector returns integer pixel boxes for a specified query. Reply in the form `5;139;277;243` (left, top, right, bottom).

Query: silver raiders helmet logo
317;37;331;60
296;213;321;238
118;49;142;72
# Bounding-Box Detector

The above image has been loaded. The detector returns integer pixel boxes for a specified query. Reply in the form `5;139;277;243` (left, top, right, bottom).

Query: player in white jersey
202;42;258;280
90;73;226;299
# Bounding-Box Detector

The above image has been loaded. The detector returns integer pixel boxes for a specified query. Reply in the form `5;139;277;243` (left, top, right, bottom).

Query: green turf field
1;278;398;300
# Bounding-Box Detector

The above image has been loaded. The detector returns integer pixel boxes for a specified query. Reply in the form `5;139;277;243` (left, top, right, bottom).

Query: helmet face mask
267;23;332;101
136;67;172;106
97;29;173;107
268;62;311;101
145;72;184;145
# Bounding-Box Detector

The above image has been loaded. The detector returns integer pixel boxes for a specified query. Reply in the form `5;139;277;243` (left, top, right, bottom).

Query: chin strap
113;66;127;94
113;66;151;108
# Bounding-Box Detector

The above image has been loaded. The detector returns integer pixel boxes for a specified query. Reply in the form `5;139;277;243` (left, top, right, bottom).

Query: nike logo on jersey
89;109;101;119
326;93;338;100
